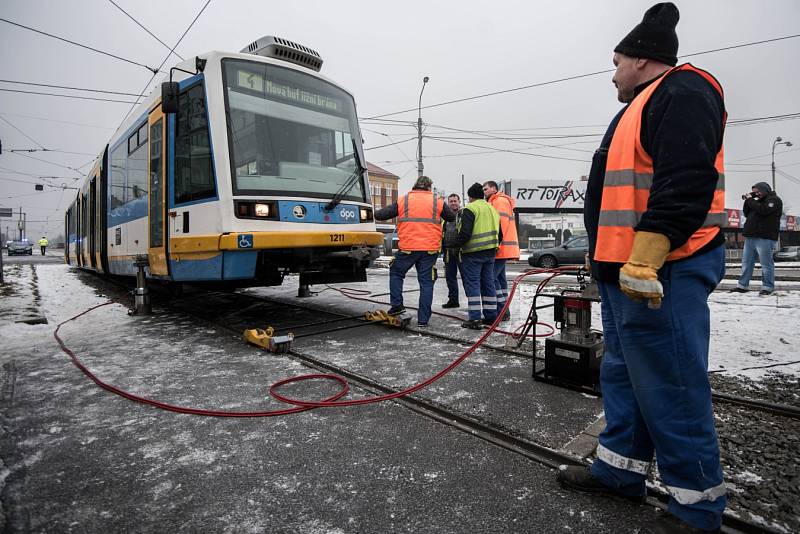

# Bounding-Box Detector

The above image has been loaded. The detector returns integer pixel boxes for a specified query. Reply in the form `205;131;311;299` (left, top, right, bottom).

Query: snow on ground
2;262;798;383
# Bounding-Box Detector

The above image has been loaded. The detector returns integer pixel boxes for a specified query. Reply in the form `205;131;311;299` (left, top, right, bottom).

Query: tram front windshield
223;58;365;202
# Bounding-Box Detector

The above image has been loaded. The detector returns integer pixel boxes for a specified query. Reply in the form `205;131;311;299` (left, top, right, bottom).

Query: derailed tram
65;36;383;290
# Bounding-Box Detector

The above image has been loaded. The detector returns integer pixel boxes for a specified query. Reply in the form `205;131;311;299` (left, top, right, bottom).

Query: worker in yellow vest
483;181;520;321
556;4;727;533
38;236;49;256
445;183;501;330
374;176;455;327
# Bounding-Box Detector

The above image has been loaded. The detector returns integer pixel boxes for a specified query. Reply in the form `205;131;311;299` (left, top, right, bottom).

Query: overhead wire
106;0;185;61
0;78;146;97
425;137;591;163
0;114;46;149
0;111;115;130
117;0;212;126
0;17;161;74
363;33;800;120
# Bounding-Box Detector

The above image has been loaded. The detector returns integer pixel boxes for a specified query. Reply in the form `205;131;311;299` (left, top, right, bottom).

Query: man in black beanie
732;182;783;295
560;3;728;533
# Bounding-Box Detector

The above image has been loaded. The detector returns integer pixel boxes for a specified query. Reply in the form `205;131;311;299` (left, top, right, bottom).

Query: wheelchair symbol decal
238;234;254;248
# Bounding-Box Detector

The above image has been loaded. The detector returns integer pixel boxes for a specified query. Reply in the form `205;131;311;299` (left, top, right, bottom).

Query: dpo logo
339;207;356;221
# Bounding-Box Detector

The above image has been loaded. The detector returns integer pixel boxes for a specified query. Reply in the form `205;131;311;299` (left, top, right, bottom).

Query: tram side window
128;143;148;201
175;83;215;205
110;144;126;209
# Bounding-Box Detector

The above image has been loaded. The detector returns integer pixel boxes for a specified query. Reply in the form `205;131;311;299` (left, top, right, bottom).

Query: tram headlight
359;208;372;222
255;203;271;217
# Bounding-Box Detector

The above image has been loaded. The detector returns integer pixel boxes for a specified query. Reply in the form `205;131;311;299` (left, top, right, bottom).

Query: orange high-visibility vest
488;191;520;260
396;190;445;251
594;63;727;264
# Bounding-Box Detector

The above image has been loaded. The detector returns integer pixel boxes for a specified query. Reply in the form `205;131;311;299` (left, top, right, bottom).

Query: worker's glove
618;231;671;309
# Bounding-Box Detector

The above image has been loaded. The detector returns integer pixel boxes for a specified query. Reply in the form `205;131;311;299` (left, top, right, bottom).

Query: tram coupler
365;310;410;329
243;326;294;353
129;255;151;316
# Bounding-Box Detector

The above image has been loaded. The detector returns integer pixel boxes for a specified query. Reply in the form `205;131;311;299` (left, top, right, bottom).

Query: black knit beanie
467;183;484;200
615;2;680;66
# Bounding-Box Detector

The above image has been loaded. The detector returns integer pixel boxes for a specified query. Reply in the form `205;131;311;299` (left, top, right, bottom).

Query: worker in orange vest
556;4;728;533
483;181;520;320
375;176;455;327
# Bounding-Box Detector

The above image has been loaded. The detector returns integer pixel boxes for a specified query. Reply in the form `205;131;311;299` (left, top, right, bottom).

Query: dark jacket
584;69;726;282
742;192;782;241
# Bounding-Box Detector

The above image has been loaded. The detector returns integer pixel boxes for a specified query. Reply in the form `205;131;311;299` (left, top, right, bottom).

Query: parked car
527;236;588;268
773;245;800;262
7;239;33;256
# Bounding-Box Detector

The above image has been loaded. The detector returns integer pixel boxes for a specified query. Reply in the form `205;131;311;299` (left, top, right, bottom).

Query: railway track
82;273;791;532
160;287;776;534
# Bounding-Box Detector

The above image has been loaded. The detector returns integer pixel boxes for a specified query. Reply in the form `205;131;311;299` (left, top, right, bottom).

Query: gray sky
1;0;799;241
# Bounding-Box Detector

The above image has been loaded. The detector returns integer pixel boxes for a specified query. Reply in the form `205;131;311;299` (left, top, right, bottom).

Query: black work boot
556;466;646;504
648;510;720;533
729;287;748;293
500;311;511;322
442;300;460;309
461;319;483;330
387;306;405;315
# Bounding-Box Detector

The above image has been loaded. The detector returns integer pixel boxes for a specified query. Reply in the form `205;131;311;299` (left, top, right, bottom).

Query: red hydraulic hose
54;267;573;416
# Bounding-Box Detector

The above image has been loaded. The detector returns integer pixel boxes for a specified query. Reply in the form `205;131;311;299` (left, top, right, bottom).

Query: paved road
1;248;64;265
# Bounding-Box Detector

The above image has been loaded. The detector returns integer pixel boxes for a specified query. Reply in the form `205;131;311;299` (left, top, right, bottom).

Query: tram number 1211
329;233;346;242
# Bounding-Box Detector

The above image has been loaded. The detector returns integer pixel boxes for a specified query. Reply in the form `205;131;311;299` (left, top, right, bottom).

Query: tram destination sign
0;207;13;218
510;180;587;209
236;71;342;113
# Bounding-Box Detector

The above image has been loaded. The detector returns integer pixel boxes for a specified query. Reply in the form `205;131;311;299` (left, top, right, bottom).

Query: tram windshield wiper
324;139;365;212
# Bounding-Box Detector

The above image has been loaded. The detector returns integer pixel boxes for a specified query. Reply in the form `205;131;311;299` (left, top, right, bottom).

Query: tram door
147;107;169;276
89;177;97;268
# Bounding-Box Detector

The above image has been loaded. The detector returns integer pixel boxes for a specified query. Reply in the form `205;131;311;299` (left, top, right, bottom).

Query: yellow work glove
618;231;671;309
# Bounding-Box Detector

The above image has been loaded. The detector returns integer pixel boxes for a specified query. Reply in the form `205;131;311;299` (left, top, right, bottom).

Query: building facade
367;162;399;227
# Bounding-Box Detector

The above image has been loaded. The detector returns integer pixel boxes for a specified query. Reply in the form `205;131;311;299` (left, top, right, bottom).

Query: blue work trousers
737;237;776;291
493;258;508;315
591;246;727;531
389;250;438;325
459;250;497;321
444;249;462;302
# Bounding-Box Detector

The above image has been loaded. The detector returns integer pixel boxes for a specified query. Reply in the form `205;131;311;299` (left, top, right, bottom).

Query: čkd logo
339;208;355;220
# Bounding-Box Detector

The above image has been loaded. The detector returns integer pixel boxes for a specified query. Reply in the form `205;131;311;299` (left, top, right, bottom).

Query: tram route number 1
329;233;346;242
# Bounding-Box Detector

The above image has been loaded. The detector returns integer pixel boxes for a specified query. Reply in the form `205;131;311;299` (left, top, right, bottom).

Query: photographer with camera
731;182;783;295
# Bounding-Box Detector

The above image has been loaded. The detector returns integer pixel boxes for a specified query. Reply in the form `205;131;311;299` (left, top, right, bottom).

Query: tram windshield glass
223;58;365;202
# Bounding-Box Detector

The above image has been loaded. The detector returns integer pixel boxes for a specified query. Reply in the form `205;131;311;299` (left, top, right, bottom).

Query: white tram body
66;36;382;287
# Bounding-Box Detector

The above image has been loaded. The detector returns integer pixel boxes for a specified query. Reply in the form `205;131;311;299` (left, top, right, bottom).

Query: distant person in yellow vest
374;176;455;327
445;183;501;330
483;181;520;321
557;4;727;533
38;236;49;255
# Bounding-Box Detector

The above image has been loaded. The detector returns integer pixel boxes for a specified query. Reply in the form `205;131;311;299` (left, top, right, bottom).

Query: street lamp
417;76;429;178
771;136;793;191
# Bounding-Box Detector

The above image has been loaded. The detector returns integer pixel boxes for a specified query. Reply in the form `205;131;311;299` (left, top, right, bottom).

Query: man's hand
618;231;671;309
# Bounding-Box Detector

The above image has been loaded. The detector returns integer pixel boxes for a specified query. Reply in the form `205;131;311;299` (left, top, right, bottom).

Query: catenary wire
0;88;140;104
117;0;212;126
0;111;115;130
0;17;160;74
363;33;800;119
106;0;185;61
0;79;146;97
0;114;46;149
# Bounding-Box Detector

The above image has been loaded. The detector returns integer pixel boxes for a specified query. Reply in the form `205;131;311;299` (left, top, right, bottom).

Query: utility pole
772;136;794;192
461;173;465;203
417;76;429;178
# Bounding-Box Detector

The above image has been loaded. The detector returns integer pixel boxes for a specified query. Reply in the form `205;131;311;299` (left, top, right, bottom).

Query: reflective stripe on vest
488;191;520;260
460;199;500;253
594;63;726;264
396;190;444;251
